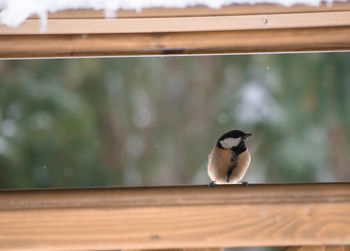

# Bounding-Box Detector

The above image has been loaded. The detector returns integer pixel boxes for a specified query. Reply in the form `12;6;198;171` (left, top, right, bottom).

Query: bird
207;130;251;186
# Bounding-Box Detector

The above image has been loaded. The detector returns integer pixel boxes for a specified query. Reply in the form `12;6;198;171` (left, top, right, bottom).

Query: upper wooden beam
1;183;350;251
1;2;350;58
29;2;350;19
3;11;350;35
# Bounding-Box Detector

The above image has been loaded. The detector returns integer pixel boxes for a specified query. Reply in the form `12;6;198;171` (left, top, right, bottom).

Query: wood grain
125;248;223;251
27;2;350;19
285;246;350;251
1;3;350;58
0;183;350;251
1;27;350;59
2;11;350;35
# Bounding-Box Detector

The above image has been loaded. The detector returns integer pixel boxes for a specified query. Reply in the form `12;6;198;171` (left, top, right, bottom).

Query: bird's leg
209;181;216;187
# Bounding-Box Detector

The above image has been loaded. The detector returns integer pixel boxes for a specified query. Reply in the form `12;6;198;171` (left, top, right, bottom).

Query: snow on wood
0;0;346;32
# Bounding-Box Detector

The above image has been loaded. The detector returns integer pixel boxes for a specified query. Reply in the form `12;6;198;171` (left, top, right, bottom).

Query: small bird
207;130;251;186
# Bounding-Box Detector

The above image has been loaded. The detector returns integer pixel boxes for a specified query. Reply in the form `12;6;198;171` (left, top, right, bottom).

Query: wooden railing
1;3;350;251
0;2;350;58
0;183;350;250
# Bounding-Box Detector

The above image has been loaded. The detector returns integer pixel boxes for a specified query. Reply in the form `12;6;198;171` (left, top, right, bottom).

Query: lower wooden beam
1;26;350;58
0;183;350;251
285;246;350;251
125;248;223;251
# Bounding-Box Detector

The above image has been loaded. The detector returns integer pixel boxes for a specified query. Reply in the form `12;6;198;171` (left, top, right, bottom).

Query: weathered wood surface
3;11;350;35
1;3;350;58
125;248;223;251
0;183;350;251
285;246;350;251
27;2;350;19
1;26;350;58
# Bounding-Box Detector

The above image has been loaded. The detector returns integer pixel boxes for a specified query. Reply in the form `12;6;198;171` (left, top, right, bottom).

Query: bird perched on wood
207;130;251;186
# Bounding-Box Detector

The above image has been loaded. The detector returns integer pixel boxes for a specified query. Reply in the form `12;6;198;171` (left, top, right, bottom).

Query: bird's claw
209;181;216;187
241;181;249;186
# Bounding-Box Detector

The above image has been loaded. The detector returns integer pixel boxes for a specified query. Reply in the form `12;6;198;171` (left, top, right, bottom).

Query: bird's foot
209;181;216;187
241;181;249;186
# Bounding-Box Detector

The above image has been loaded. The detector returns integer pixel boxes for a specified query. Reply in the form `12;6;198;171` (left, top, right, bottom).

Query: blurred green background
0;53;350;189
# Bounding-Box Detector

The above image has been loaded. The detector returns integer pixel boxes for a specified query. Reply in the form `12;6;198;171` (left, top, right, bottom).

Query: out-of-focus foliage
0;53;349;189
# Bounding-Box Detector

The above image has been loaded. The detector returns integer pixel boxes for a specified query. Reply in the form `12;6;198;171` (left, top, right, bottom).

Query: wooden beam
1;27;350;59
124;248;223;251
0;183;350;251
285;246;350;251
28;2;350;19
1;3;350;58
2;11;350;35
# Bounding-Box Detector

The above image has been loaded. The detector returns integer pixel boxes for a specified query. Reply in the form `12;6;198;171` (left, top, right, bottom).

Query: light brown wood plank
0;183;350;250
2;3;350;58
125;248;223;251
27;2;350;19
1;26;350;58
2;11;350;35
285;246;350;251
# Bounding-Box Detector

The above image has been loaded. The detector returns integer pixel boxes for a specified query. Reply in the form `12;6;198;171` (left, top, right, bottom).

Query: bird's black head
216;130;252;153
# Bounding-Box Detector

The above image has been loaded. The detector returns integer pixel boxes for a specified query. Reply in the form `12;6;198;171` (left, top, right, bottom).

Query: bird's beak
244;133;252;139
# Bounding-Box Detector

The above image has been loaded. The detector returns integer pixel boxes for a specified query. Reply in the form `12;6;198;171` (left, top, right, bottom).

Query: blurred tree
0;53;349;189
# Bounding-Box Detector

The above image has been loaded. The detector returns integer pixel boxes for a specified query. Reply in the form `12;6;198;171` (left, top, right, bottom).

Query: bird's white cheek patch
220;138;240;149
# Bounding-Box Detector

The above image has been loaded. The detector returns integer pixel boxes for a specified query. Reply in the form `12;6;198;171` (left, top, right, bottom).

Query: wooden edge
285;246;350;251
1;2;350;57
26;2;350;19
1;183;349;210
124;248;224;251
0;183;350;251
1;27;350;58
2;11;350;35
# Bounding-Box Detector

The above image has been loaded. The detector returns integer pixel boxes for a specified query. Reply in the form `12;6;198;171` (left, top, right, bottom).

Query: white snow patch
1;119;17;137
126;134;145;157
0;0;345;31
235;81;282;123
132;90;153;128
